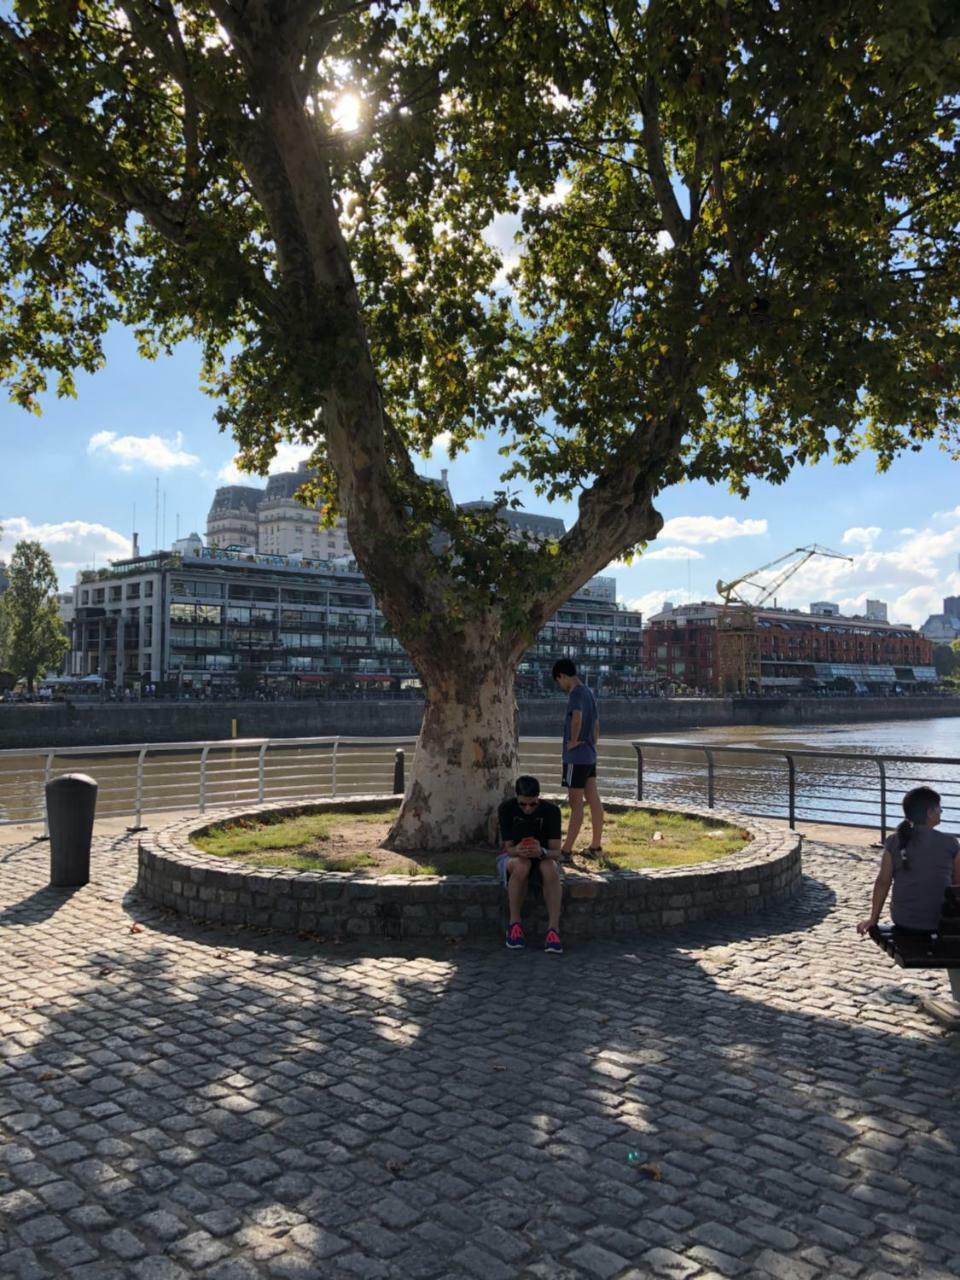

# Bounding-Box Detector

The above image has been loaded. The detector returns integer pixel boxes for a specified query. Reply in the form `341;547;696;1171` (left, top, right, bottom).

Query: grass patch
191;804;747;876
584;807;747;870
194;810;384;859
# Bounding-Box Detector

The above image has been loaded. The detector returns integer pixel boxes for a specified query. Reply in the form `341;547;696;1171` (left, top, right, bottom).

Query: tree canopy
1;1;958;842
0;541;68;692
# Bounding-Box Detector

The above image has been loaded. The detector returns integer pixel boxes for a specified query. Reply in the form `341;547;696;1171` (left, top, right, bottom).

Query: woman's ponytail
896;786;942;872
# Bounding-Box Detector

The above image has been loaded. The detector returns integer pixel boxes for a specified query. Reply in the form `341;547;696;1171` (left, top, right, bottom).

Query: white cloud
0;516;131;585
624;587;699;617
659;515;767;545
482;179;571;287
764;519;960;625
427;430;453;460
88;430;199;471
217;442;311;485
889;584;955;630
642;546;705;561
841;526;881;548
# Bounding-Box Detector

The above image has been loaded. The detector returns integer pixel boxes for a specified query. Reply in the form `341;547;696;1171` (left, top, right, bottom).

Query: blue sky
2;321;958;629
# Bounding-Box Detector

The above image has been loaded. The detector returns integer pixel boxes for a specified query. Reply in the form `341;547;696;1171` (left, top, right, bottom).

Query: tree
0;542;68;694
933;644;960;679
0;2;958;847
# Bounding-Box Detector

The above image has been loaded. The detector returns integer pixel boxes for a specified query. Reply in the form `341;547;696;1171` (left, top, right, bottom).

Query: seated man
497;775;564;954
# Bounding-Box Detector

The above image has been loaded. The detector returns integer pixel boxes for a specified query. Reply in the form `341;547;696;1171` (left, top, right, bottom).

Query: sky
2;320;959;630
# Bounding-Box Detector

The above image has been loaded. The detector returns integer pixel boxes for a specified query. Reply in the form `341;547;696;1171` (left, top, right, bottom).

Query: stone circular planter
136;795;802;945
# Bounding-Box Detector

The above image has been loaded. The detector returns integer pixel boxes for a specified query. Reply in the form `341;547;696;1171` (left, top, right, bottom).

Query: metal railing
0;734;642;833
9;731;949;841
0;736;416;832
632;739;960;839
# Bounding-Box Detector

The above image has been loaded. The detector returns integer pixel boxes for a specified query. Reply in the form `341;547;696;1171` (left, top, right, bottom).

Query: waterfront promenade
2;818;959;1279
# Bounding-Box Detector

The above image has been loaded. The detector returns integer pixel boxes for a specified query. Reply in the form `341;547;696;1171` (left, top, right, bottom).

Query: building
205;484;262;550
644;601;935;694
257;465;352;560
921;596;960;643
519;575;644;695
206;462;351;561
69;544;643;696
459;501;566;544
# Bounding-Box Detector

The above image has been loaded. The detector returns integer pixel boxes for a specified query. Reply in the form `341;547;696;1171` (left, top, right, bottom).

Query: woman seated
858;786;960;1003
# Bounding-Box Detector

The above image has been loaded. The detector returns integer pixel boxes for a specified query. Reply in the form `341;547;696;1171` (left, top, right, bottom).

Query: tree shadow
0;881;83;926
4;847;959;1279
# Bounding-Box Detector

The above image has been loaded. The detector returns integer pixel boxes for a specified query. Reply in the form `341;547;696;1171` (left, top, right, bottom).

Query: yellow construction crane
714;544;852;694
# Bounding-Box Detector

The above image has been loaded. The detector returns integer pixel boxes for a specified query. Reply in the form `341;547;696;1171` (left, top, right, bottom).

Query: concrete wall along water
2;693;959;750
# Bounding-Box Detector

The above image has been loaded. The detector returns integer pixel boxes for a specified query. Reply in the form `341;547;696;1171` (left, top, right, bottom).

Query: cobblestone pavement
2;829;960;1280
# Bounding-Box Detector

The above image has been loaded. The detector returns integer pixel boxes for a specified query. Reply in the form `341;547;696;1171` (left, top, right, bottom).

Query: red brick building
643;602;935;694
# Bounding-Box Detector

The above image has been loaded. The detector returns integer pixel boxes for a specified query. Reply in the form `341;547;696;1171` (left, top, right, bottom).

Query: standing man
497;776;564;953
552;658;603;859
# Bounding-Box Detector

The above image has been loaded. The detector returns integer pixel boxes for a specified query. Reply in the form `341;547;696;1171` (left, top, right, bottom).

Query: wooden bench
869;886;960;969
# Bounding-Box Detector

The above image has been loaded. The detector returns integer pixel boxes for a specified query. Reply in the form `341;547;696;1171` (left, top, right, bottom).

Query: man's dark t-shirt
498;797;563;848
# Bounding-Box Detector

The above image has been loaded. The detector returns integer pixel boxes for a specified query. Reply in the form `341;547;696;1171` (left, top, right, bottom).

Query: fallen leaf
636;1162;662;1180
384;1158;408;1174
129;923;143;934
38;1071;58;1081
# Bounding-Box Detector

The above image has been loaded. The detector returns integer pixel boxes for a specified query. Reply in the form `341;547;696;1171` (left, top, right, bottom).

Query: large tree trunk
386;660;520;852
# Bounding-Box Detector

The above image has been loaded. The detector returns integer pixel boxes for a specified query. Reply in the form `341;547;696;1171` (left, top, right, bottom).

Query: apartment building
69;545;643;695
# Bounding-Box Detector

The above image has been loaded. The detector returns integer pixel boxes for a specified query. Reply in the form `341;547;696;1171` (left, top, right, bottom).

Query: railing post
39;751;55;839
705;748;715;809
331;738;338;797
127;747;148;832
258;743;268;803
878;760;887;842
393;748;405;795
786;753;796;830
635;745;643;801
199;745;210;813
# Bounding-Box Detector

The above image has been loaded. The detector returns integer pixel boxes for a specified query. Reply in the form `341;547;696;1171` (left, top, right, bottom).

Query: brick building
644;601;935;694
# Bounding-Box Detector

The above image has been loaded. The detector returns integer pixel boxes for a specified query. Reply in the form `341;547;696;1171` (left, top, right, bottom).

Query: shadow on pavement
5;848;960;1279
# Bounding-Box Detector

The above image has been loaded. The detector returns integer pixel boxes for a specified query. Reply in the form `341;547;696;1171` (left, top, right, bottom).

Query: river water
2;717;958;833
613;717;960;835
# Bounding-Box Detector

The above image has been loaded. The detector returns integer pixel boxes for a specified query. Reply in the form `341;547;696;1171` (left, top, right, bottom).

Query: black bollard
393;748;405;795
46;773;98;887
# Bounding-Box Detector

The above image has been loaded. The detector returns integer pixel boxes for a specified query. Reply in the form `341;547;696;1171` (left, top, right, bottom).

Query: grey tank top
887;826;959;931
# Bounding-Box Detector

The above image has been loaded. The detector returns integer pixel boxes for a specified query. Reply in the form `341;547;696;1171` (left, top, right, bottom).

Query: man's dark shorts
562;763;597;789
497;852;546;888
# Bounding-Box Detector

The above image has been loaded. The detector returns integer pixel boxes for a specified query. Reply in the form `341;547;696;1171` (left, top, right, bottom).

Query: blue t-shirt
562;682;598;765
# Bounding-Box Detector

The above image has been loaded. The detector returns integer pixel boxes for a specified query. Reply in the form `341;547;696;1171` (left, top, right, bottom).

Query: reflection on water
614;718;960;834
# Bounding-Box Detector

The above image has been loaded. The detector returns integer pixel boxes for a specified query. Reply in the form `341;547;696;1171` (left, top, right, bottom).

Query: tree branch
638;75;687;245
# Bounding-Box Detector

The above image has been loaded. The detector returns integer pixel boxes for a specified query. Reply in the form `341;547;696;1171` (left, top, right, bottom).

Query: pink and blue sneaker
506;921;526;949
544;929;563;955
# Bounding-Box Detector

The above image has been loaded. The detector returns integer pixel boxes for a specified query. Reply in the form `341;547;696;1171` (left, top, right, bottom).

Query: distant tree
0;542;68;694
0;3;958;846
933;644;960;679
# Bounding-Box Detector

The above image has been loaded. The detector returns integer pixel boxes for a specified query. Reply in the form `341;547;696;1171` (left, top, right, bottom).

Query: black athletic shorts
562;763;597;790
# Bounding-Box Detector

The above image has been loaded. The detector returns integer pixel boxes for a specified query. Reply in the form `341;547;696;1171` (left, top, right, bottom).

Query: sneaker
560;848;574;865
506;921;526;949
544;928;563;955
